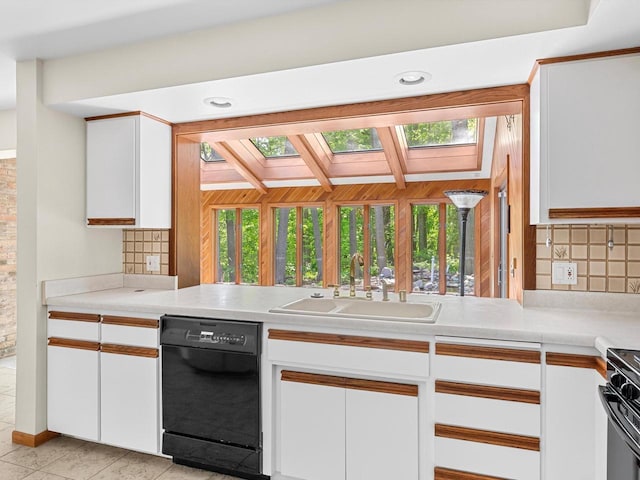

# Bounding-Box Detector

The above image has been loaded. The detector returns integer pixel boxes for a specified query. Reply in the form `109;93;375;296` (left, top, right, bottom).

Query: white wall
42;0;589;105
0;109;16;152
15;60;121;435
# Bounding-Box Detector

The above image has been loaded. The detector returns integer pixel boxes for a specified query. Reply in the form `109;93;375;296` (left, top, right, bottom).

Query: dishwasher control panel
186;330;246;346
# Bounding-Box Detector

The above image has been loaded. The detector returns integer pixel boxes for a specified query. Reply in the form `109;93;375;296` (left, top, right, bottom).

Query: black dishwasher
160;315;267;479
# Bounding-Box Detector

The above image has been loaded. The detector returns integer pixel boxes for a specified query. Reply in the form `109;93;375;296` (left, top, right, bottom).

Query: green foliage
322;129;382;153
241;209;259;284
251;136;298;157
404;119;477;147
200;142;223;162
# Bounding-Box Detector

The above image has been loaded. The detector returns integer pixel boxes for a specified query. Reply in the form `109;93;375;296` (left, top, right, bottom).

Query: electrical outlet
552;262;577;285
145;255;160;272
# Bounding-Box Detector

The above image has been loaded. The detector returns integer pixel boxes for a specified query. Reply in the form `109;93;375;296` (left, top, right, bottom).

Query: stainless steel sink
270;296;441;323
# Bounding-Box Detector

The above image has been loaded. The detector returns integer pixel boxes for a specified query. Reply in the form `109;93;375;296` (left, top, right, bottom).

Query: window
213;208;259;284
251;136;299;158
403;119;477;148
200;142;225;162
446;204;475;295
338;204;395;292
274;206;324;287
322;128;382;153
411;204;440;293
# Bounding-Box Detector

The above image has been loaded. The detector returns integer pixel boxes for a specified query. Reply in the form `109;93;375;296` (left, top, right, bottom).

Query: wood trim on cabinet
435;424;540;451
100;344;159;358
434;467;509;480
12;430;60;448
548;207;640;219
281;370;418;396
435;343;541;364
48;311;101;323
85;110;172;126
528;46;640;85
87;218;136;226
546;352;607;379
47;338;100;351
435;380;540;404
268;329;429;353
101;315;159;329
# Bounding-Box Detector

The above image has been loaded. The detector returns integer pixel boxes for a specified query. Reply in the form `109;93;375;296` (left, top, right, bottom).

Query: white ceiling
1;0;639;121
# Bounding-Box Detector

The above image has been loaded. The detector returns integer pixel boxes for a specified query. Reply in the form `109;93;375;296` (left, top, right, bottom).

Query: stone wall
0;156;16;358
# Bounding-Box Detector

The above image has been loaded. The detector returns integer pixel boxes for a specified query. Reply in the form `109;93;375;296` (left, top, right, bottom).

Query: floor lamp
444;189;487;296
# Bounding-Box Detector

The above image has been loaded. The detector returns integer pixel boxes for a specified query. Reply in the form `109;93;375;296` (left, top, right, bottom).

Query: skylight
403;119;478;148
321;128;382;154
250;136;298;158
200;142;225;162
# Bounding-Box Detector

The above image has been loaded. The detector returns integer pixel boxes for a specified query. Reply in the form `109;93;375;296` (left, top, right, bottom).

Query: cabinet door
346;388;419;480
47;343;100;441
279;377;346;480
100;347;159;454
86;116;137;222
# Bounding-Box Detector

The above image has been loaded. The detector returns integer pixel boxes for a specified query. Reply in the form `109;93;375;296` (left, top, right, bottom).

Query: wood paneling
281;370;418;396
268;329;429;353
100;344;159;358
435;343;541;364
101;316;159;329
84;111;172;126
87;218;135;226
376;127;406;189
548;207;640;219
172;135;201;287
48;311;100;323
435;380;540;404
47;338;100;351
435;424;540;451
546;352;607;379
434;467;510;480
12;430;60;448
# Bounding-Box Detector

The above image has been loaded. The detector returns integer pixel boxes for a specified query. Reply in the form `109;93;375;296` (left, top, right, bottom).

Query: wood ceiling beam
176;84;526;139
210;141;268;194
376;127;407;189
288;135;333;192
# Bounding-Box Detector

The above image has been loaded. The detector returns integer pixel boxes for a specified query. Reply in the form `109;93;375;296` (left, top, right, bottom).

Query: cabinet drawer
268;330;429;379
48;319;100;342
435;391;540;436
435;436;540;480
434;343;541;390
101;317;159;348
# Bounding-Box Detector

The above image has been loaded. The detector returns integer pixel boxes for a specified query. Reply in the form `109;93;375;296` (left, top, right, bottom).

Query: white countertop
44;282;640;354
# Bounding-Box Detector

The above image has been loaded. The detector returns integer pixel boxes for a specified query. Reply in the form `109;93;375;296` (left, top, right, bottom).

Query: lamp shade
444;189;488;209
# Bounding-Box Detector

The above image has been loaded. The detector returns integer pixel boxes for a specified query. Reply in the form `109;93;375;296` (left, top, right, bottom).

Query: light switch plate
552;261;577;285
146;255;160;272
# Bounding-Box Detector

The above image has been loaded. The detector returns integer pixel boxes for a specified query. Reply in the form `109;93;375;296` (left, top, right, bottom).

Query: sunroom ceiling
195;101;516;193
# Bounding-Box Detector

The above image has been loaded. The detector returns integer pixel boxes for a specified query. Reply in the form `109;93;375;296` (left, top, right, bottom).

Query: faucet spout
380;278;390;301
349;253;364;297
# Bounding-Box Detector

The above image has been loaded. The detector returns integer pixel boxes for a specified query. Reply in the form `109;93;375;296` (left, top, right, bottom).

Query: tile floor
0;356;240;480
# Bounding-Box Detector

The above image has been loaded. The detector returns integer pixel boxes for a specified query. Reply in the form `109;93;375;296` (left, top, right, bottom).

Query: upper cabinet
86;113;172;228
530;52;640;224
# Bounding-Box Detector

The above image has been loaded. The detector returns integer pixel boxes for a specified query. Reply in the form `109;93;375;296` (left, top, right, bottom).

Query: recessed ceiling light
204;97;233;108
396;71;432;86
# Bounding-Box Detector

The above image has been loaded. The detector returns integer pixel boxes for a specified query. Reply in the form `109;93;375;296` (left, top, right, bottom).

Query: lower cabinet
278;370;419;480
100;345;160;454
47;339;100;441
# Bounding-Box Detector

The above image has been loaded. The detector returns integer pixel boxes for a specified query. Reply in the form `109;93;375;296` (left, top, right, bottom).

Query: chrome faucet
349;253;364;297
380;278;390;301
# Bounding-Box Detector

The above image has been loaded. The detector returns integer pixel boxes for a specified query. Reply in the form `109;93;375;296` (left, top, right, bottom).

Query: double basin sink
269;296;441;323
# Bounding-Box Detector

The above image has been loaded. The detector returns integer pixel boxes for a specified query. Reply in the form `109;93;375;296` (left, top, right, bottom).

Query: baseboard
12;430;60;447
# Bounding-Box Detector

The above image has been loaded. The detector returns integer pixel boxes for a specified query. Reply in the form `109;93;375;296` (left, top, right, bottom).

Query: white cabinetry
269;329;427;480
544;352;607;480
47;310;161;454
47;311;101;442
433;337;541;480
86;113;171;228
530;53;640;224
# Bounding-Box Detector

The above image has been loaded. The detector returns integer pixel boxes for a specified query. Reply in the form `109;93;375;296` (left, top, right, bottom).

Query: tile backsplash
122;230;169;275
536;225;640;293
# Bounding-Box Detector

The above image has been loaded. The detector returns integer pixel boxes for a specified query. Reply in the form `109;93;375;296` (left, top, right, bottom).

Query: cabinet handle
101;316;159;329
87;218;136;226
48;337;100;351
435;343;540;364
101;344;158;358
48;311;100;323
281;370;418;397
435;380;540;404
435;424;539;451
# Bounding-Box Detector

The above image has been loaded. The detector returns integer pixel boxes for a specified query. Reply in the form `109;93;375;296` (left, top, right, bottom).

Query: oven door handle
599;385;640;461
